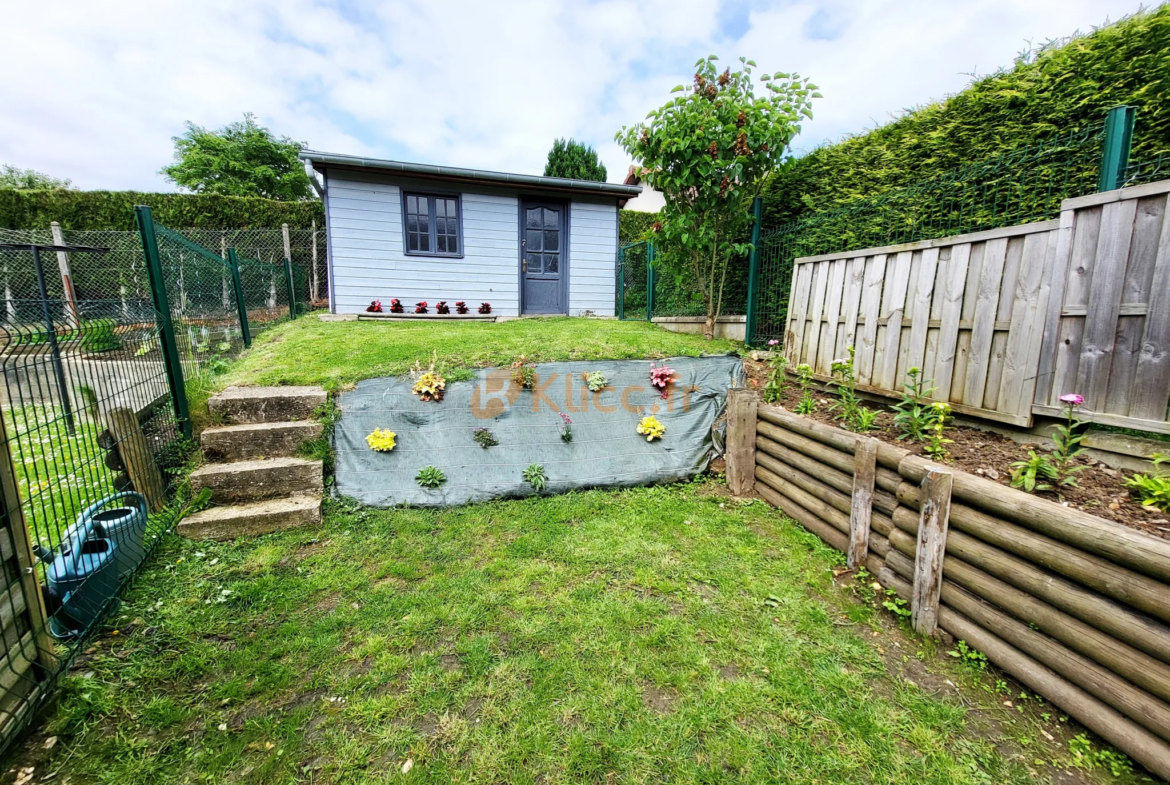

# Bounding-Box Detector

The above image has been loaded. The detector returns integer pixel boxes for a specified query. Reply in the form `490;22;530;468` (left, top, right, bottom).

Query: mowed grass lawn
219;316;740;390
19;482;1101;785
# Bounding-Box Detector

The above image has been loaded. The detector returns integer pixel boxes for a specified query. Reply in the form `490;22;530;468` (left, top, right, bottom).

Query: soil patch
641;682;677;714
743;357;1169;539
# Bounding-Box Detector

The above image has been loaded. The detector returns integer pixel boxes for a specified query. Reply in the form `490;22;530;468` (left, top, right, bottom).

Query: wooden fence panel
782;177;1170;431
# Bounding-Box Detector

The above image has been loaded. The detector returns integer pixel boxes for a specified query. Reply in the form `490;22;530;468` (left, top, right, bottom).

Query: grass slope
220;317;739;390
20;482;1112;785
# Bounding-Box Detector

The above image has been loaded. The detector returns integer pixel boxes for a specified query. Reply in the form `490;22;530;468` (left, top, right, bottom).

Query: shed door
521;200;566;314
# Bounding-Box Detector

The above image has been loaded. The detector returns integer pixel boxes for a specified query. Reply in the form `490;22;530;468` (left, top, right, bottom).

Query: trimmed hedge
618;210;658;245
762;7;1170;225
0;189;324;230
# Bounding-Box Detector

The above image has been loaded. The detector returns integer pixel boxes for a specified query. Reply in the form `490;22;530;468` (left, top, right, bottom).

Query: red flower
366;300;382;313
389;298;404;313
478;302;492;314
436;301;450;314
415;301;429;314
455;301;469;314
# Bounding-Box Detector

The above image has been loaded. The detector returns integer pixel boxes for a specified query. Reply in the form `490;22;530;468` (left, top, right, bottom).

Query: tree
544;138;607;182
161;113;313;201
617;56;818;339
0;164;72;190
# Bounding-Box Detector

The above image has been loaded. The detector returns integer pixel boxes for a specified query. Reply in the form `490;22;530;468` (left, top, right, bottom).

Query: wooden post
725;388;758;496
107;408;166;512
911;469;952;636
49;221;79;326
847;437;877;570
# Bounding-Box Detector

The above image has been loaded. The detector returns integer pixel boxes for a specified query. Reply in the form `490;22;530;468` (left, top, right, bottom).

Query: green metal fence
617;241;649;320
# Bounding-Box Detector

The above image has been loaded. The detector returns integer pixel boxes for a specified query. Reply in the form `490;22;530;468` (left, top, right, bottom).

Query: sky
0;0;1149;192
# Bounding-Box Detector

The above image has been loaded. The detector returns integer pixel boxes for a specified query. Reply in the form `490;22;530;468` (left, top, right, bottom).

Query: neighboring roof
623;165;641;186
300;150;641;198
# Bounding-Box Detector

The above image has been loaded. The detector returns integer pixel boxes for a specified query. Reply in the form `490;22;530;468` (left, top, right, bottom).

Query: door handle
522;259;527;272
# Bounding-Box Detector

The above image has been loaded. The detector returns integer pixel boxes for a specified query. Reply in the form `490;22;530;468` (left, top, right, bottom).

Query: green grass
219;317;740;390
19;481;1110;785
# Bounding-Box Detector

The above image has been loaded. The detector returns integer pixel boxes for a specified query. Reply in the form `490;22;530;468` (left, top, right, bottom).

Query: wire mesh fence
0;239;196;756
617;241;648;320
1126;151;1170;188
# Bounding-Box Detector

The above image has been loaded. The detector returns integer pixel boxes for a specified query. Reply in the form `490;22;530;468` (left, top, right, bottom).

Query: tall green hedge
0;189;324;230
762;7;1170;225
618;210;658;245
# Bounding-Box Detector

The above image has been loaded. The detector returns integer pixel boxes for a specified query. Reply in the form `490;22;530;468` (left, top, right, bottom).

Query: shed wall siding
325;171;521;314
325;170;618;317
568;201;617;316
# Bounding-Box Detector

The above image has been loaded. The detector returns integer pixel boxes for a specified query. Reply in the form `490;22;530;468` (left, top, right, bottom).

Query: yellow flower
636;415;665;442
366;428;397;452
412;372;446;402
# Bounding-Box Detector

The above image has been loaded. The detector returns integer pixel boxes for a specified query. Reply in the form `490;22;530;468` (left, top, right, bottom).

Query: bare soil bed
742;357;1170;541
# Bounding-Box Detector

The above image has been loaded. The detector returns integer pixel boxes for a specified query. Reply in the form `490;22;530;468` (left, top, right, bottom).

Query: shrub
416;466;446;489
892;367;935;441
636;415;665;441
365;429;397;453
1125;453;1170;511
472;427;498;449
523;463;547;491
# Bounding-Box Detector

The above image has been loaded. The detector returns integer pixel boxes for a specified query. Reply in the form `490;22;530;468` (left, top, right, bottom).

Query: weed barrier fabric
333;356;744;507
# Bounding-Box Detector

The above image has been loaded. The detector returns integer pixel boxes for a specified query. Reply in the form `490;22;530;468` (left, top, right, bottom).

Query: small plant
366;300;383;313
416;465;446;489
828;347;874;431
882;588;910;618
893;367;936;442
854;407;879;432
1125;453;1170;511
923;402;953;460
793;363;818;415
762;345;787;404
585;371;608;392
455;301;469;314
649;363;676;399
1010;450;1058;493
414;301;429;314
410;350;446;402
472;427;498;449
558;412;572;442
1049;393;1088;490
389;298;404;313
523;463;547;492
1069;734;1133;777
365;428;397;453
478;302;492;314
435;301;450;314
511;357;535;389
637;415;665;441
948;640;988;671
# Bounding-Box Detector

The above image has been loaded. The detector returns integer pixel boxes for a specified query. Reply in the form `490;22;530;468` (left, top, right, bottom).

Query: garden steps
200;421;322;462
189;456;323;504
208;385;327;425
177;496;322;541
182;385;328;540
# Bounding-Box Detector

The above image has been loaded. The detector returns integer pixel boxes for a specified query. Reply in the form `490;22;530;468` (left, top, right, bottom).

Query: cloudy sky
0;0;1146;191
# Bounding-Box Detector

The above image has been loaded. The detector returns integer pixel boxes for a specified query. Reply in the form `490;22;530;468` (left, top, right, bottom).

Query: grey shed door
521;200;565;314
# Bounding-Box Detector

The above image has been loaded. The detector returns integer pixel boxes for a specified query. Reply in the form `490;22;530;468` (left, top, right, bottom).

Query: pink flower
1059;393;1084;406
559;412;572;425
767;339;779;347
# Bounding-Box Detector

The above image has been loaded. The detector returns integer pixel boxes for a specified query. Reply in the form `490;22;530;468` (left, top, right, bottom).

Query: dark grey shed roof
300;150;642;198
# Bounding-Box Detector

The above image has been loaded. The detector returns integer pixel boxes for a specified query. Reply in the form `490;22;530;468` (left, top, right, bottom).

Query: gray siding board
325;169;616;316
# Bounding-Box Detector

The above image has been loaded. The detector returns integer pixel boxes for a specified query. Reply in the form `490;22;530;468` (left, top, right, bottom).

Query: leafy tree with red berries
617;56;818;338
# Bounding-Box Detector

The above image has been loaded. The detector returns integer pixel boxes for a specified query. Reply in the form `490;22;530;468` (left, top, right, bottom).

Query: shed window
403;193;462;257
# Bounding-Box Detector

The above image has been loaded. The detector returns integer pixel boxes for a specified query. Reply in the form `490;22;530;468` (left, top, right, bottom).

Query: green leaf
671;85;685;93
747;59;758;66
708;54;719;61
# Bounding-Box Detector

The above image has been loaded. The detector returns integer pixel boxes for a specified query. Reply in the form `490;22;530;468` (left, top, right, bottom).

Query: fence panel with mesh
617;242;648;320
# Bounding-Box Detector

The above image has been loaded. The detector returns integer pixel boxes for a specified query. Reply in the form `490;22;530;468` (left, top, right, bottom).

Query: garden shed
300;151;641;316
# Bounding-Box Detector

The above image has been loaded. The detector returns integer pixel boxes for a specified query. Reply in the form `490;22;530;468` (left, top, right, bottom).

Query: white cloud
0;0;1146;192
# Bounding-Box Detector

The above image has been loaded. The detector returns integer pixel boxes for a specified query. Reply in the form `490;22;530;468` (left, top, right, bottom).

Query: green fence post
617;247;625;320
744;196;763;347
645;242;656;322
284;257;297;319
1098;105;1136;192
135;205;191;439
227;249;251;348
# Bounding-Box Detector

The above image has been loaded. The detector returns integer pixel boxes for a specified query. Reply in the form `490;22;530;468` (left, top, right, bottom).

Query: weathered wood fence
725;390;1170;779
784;178;1170;432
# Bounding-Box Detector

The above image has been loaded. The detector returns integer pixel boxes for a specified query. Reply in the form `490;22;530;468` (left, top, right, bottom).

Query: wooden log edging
750;403;1170;780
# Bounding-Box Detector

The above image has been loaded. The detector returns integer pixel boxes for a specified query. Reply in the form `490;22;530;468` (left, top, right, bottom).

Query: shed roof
301;150;642;198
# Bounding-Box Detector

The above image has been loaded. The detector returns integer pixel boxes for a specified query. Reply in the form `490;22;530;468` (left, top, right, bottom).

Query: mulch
741;357;1170;541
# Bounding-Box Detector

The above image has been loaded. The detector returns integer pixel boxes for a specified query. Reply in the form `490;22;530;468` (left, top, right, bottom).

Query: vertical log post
847;437;877;570
725;388;758;496
49;221;80;327
911;469;952;636
310;218;319;304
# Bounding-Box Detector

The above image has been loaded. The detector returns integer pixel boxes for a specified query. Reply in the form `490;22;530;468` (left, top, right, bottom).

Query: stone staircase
179;386;327;540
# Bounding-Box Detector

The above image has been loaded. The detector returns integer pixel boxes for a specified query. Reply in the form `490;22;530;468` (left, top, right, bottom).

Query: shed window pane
404;193;461;256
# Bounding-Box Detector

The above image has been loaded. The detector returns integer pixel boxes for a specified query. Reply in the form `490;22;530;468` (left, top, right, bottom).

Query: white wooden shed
300;151;641;316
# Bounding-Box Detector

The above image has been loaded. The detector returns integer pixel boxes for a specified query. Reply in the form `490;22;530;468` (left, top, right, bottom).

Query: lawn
219;317;740;390
15;481;1112;785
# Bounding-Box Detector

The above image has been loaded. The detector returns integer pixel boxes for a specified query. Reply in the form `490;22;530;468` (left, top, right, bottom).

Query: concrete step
189;457;323;504
201;421;322;462
209;386;327;425
178;496;322;540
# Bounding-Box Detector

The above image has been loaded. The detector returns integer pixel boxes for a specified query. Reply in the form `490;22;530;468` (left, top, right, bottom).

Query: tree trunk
704;314;715;340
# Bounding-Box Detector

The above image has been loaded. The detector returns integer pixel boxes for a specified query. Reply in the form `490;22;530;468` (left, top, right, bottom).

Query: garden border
727;393;1170;780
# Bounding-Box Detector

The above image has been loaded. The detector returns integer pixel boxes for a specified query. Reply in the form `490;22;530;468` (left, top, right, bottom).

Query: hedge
618;210;658;245
0;189;324;230
761;7;1170;225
